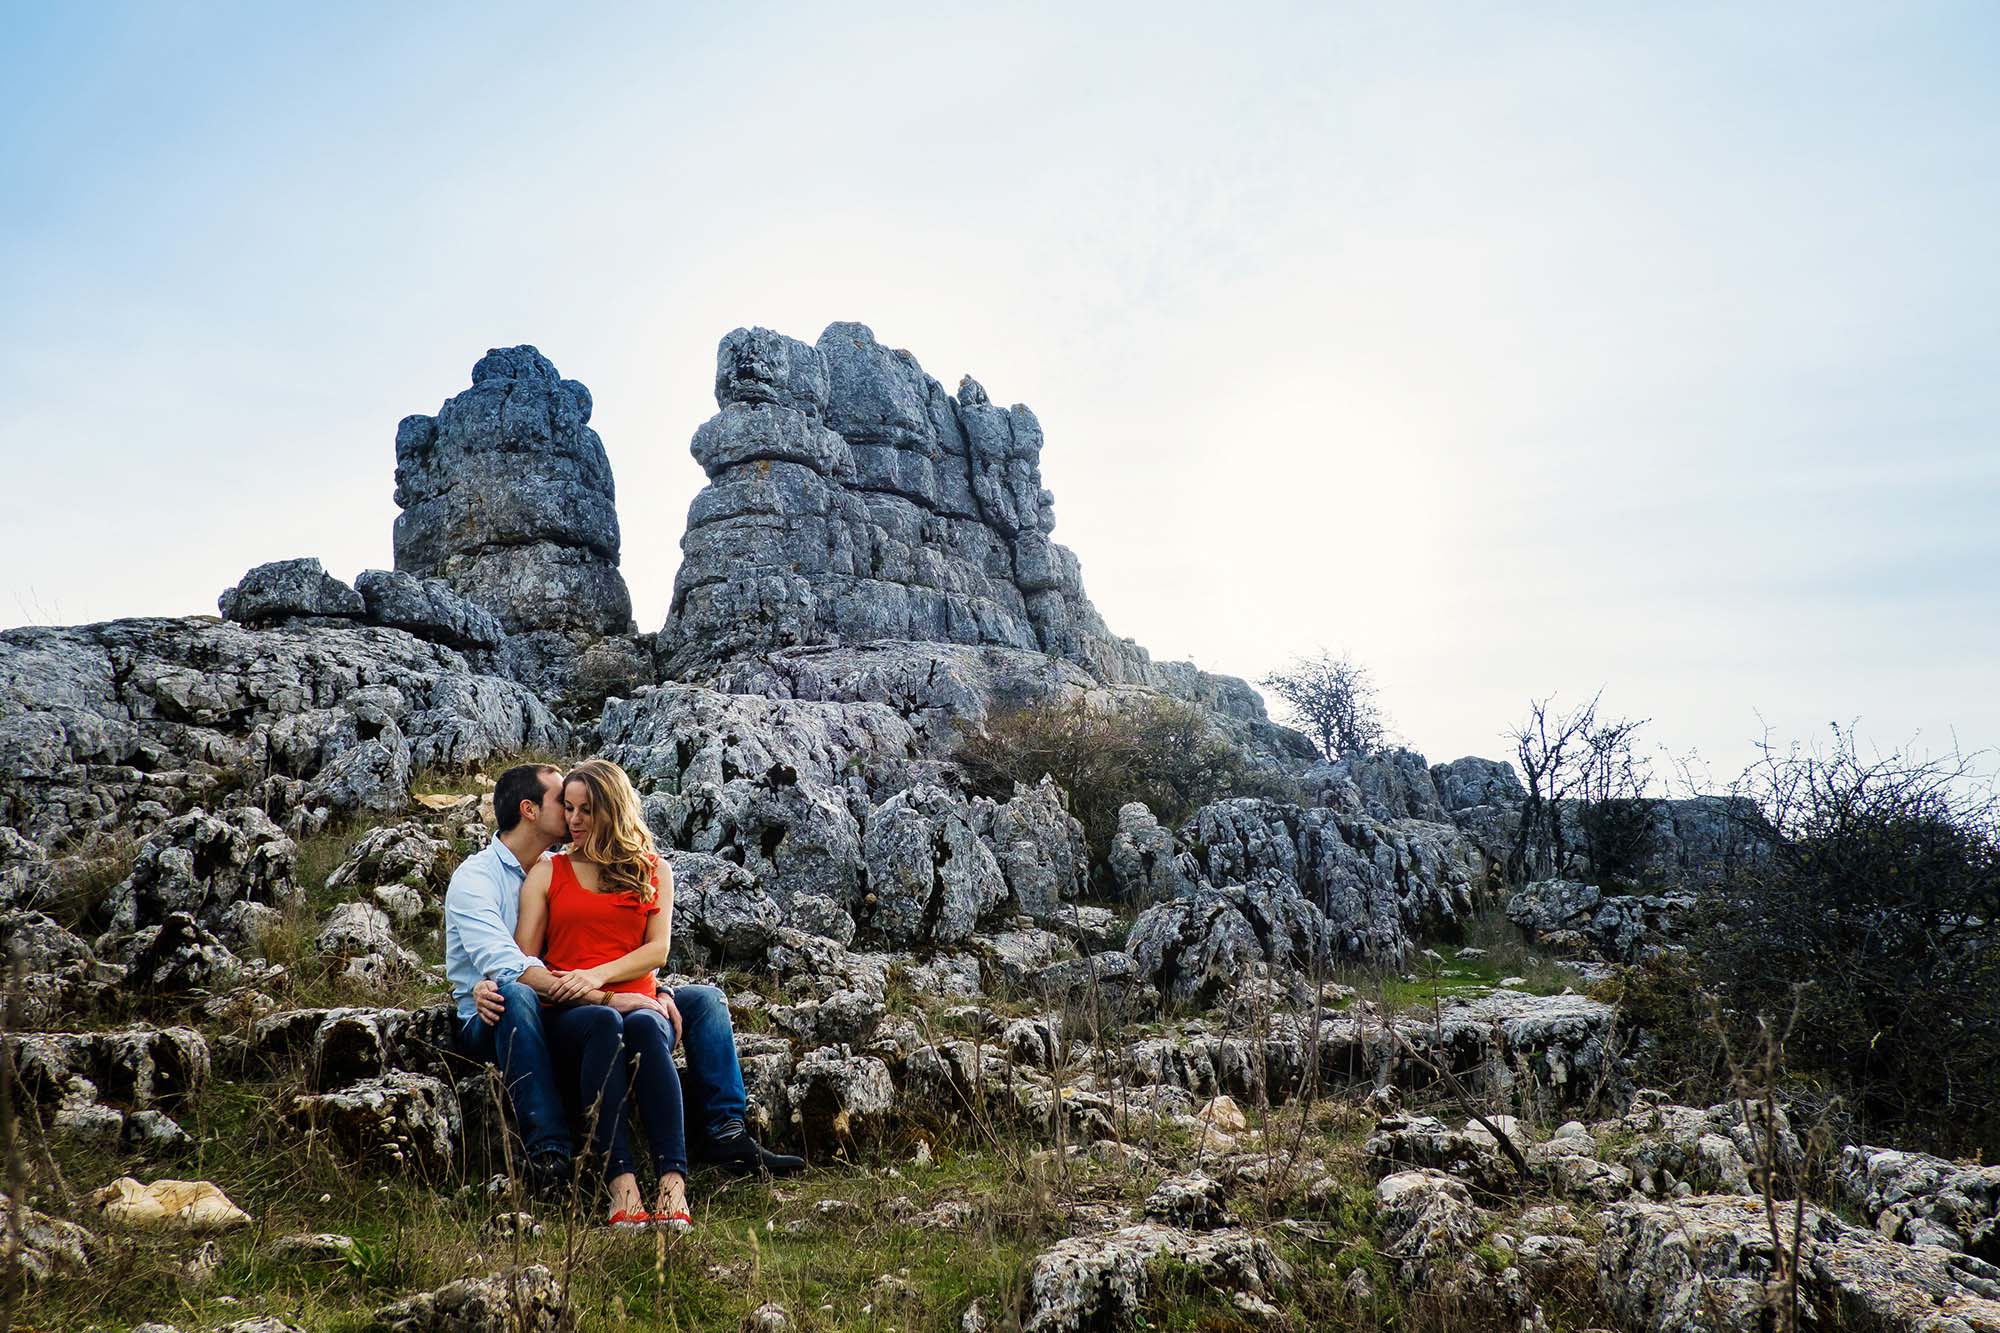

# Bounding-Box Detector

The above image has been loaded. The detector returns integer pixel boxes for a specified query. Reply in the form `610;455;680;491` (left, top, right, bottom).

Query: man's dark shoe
704;1128;804;1178
526;1151;575;1205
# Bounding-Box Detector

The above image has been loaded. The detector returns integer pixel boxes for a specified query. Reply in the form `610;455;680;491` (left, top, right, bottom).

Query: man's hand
606;991;654;1014
473;978;505;1026
653;990;682;1049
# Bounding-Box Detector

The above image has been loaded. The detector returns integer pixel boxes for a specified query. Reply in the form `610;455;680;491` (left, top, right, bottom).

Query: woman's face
562;779;595;844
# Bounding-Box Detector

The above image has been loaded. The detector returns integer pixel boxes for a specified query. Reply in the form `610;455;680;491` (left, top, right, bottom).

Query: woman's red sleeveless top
543;853;660;997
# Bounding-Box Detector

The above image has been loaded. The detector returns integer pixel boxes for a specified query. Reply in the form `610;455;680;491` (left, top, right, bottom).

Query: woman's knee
622;1008;674;1050
572;1004;625;1048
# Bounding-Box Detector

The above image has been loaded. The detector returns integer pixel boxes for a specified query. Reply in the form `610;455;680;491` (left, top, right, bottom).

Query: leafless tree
1261;652;1388;762
1506;691;1649;883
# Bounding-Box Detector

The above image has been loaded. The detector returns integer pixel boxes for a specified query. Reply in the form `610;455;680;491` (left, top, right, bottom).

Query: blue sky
3;2;1995;780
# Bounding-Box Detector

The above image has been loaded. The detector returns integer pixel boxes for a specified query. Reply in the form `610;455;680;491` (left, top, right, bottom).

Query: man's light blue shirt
443;837;545;1020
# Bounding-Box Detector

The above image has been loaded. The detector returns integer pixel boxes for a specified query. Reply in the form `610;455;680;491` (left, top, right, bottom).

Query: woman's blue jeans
544;1004;688;1183
619;1006;689;1180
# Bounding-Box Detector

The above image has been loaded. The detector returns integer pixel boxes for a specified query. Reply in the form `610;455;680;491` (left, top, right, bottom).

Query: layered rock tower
392;346;633;639
658;324;1151;683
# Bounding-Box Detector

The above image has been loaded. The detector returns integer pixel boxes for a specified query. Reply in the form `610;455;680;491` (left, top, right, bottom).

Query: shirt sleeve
450;867;542;986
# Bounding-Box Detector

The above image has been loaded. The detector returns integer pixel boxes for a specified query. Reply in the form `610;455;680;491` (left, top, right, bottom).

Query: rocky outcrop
1598;1194;2000;1333
104;807;298;937
1125;874;1332;1008
710;640;1314;767
1839;1145;2000;1261
663;324;1109;677
610;681;1087;945
786;1046;895;1147
1375;1169;1487;1284
1111;989;1622;1116
860;785;1007;948
1181;797;1481;960
976;776;1088;920
656;325;1314;769
664;851;784;966
1107;802;1195;904
1311;748;1450;823
1635;795;1766;886
1022;1221;1288;1333
245;1005;457;1090
117;911;249;996
392;346;629;639
7;1026;209;1109
283;1071;461;1175
353;570;505;653
1506;878;1696;962
0;617;565;849
1431;756;1526;814
0;910;118;1025
325;821;456;895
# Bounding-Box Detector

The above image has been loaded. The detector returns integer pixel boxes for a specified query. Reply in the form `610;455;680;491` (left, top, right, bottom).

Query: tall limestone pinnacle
658;322;1157;683
391;345;634;639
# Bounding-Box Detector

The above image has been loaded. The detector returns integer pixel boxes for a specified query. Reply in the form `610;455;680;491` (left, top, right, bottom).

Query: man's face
530;772;568;841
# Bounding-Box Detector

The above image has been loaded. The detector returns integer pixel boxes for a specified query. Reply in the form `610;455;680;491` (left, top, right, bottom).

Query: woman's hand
544;968;603;1003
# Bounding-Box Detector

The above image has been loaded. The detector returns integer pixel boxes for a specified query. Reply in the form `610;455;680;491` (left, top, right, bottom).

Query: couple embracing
443;759;802;1232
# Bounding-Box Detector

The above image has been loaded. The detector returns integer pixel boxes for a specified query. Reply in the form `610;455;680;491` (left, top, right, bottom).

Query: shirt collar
491;838;526;875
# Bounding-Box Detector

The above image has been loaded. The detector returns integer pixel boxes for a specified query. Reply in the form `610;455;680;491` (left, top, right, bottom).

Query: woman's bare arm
515;860;553;956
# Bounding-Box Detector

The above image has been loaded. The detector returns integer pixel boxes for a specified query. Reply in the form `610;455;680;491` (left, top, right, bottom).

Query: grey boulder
103;807;299;937
354;569;505;651
860;785;1006;948
1107;802;1194;904
1125;873;1332;1008
218;558;364;625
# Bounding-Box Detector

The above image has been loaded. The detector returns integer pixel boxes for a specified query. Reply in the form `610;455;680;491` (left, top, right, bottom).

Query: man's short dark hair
493;763;561;833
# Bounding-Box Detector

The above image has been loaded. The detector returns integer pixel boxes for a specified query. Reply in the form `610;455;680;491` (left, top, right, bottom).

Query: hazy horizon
4;2;1995;781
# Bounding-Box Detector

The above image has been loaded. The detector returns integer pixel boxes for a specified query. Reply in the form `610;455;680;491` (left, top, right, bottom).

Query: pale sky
4;3;1995;780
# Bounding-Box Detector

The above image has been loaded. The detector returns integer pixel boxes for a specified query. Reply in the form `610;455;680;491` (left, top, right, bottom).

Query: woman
514;758;690;1231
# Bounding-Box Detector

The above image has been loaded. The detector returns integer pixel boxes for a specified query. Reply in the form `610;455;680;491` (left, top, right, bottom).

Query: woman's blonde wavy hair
562;758;658;903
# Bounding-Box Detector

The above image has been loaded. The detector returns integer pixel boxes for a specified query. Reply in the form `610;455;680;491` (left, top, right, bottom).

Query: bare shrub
1260;651;1389;761
1506;692;1654;885
957;695;1287;856
1701;725;2000;1157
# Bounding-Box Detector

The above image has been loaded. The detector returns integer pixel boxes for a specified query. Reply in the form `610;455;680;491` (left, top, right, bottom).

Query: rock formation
661;324;1099;673
0;617;565;849
655;324;1311;767
392;345;630;638
388;345;652;698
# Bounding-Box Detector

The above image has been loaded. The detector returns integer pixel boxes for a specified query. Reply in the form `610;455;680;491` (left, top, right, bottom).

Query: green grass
9;1034;1640;1333
20;1088;1085;1332
1333;905;1579;1013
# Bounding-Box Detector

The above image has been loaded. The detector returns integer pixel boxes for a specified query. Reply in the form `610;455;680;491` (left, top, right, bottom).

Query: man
445;763;801;1200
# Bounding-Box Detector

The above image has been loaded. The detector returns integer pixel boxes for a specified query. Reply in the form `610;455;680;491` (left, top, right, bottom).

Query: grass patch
19;1087;1092;1332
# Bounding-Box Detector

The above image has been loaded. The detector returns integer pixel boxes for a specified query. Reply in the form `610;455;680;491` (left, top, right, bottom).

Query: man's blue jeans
670;984;751;1148
457;980;572;1162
